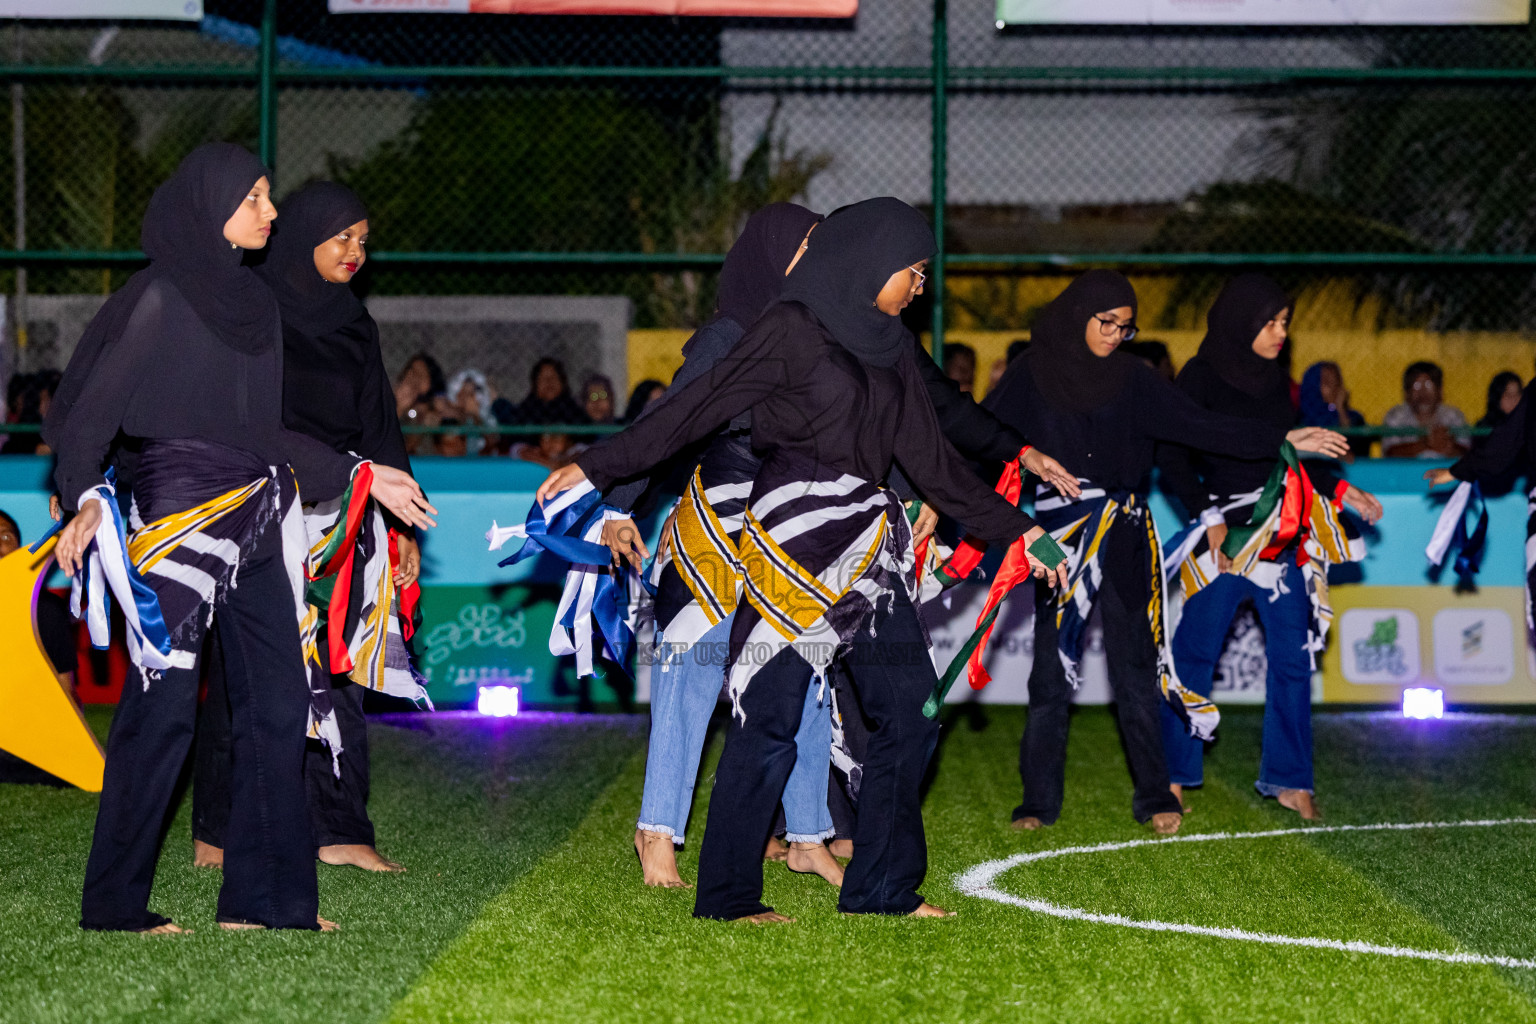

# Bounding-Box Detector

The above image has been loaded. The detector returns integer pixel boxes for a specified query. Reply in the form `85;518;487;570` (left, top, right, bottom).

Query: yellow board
1318;584;1536;705
0;539;105;791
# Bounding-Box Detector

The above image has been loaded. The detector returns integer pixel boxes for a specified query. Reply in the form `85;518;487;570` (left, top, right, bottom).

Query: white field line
954;818;1536;969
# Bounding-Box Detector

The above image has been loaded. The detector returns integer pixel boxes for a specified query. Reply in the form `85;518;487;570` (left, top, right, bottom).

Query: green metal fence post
258;0;277;170
930;0;947;365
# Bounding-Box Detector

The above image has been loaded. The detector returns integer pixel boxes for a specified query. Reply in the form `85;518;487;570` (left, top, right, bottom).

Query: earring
230;241;238;249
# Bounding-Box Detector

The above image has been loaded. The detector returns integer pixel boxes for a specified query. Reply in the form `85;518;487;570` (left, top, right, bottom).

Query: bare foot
736;911;794;924
1150;811;1182;835
634;829;691;888
136;922;186;935
910;902;955;918
763;836;789;862
193;840;224;869
1011;816;1044;831
787;842;844;887
1169;783;1191;813
219;915;338;932
1278;789;1323;820
828;838;853;860
317;844;405;873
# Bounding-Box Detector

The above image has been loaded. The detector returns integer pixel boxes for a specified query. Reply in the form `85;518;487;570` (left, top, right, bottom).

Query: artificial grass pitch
3;707;1536;1023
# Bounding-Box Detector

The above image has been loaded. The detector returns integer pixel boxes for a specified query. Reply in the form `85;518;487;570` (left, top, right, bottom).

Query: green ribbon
1220;440;1300;560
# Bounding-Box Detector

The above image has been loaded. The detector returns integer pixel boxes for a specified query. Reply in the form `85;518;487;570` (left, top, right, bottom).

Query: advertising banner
327;0;856;15
1320;585;1536;704
996;1;1529;25
3;1;202;18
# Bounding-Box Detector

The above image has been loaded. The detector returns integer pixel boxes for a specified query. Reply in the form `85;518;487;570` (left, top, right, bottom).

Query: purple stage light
477;685;521;718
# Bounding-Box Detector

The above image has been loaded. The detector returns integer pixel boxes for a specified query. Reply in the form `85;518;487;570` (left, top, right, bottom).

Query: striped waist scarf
1163;442;1364;672
75;448;347;763
726;463;918;721
1034;483;1219;741
653;433;756;655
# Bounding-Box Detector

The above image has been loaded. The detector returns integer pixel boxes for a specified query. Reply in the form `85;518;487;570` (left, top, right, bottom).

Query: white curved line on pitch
954;818;1536;969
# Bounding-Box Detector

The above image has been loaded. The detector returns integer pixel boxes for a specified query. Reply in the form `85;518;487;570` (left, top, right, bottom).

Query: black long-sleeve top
983;353;1287;503
53;278;358;511
1452;382;1533;485
577;301;1037;546
1157;358;1340;524
281;315;412;474
606;324;1027;514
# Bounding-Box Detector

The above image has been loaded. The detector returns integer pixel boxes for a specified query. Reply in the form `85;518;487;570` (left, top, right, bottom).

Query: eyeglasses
1092;314;1137;342
587;390;611;403
908;264;928;291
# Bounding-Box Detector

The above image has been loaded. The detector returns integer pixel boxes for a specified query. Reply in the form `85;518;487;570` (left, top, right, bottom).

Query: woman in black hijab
191;180;422;876
539;197;1064;922
1159;275;1379;821
984;270;1347;835
592;203;829;890
46;144;433;933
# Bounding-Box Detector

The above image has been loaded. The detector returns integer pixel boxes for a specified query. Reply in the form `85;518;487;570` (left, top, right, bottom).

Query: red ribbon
964;531;1037;690
944;447;1028;585
1258;462;1315;568
316;463;375;674
391;528;421;642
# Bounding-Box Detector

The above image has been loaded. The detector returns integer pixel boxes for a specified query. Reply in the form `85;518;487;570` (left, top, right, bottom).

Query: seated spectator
583;374;616;425
1300;361;1370;460
942;343;976;394
493;358;587;428
1480;370;1523;430
622;379;666;423
445;368;499;455
434;418;469;457
510;432;579;469
395;351;445;419
1471;370;1525;494
3;371;59;455
1382;361;1469;458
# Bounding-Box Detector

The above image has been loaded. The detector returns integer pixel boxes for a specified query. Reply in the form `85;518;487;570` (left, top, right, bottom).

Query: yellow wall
630;322;1535;425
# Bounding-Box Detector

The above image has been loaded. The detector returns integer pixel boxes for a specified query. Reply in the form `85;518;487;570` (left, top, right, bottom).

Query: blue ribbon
496;488;642;674
1450;482;1489;588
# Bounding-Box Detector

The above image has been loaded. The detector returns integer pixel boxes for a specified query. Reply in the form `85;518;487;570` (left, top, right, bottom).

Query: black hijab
779;197;936;368
257;181;369;338
711;202;821;332
45;143;275;448
1025;269;1140;413
1192;274;1292;399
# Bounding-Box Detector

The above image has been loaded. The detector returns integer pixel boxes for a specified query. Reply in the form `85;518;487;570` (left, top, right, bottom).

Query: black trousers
1015;517;1182;826
81;521;319;931
193;629;376;852
694;591;938;919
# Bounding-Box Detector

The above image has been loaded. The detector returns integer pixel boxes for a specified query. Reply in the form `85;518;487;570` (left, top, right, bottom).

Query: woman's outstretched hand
54;501;103;578
535;464;589;507
1020;448;1081;499
1286;427;1350;460
1423;467;1456;489
600;515;650;571
1022;525;1070;590
1342;483;1384;525
369;465;438;531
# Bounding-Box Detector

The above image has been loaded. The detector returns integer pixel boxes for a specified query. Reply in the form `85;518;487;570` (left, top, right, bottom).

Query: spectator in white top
1382;361;1469;458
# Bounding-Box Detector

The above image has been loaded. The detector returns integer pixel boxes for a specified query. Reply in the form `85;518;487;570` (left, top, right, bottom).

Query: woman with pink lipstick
192;181;426;878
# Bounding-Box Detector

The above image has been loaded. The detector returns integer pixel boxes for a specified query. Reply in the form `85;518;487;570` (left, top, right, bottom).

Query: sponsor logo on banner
1339;609;1420;683
1433;608;1514;684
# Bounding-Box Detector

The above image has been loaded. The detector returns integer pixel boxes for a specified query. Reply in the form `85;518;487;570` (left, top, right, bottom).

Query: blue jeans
1162;562;1315;794
638;613;832;844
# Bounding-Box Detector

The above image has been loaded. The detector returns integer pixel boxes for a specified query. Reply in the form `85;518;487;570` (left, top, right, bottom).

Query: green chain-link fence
3;1;1535;433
